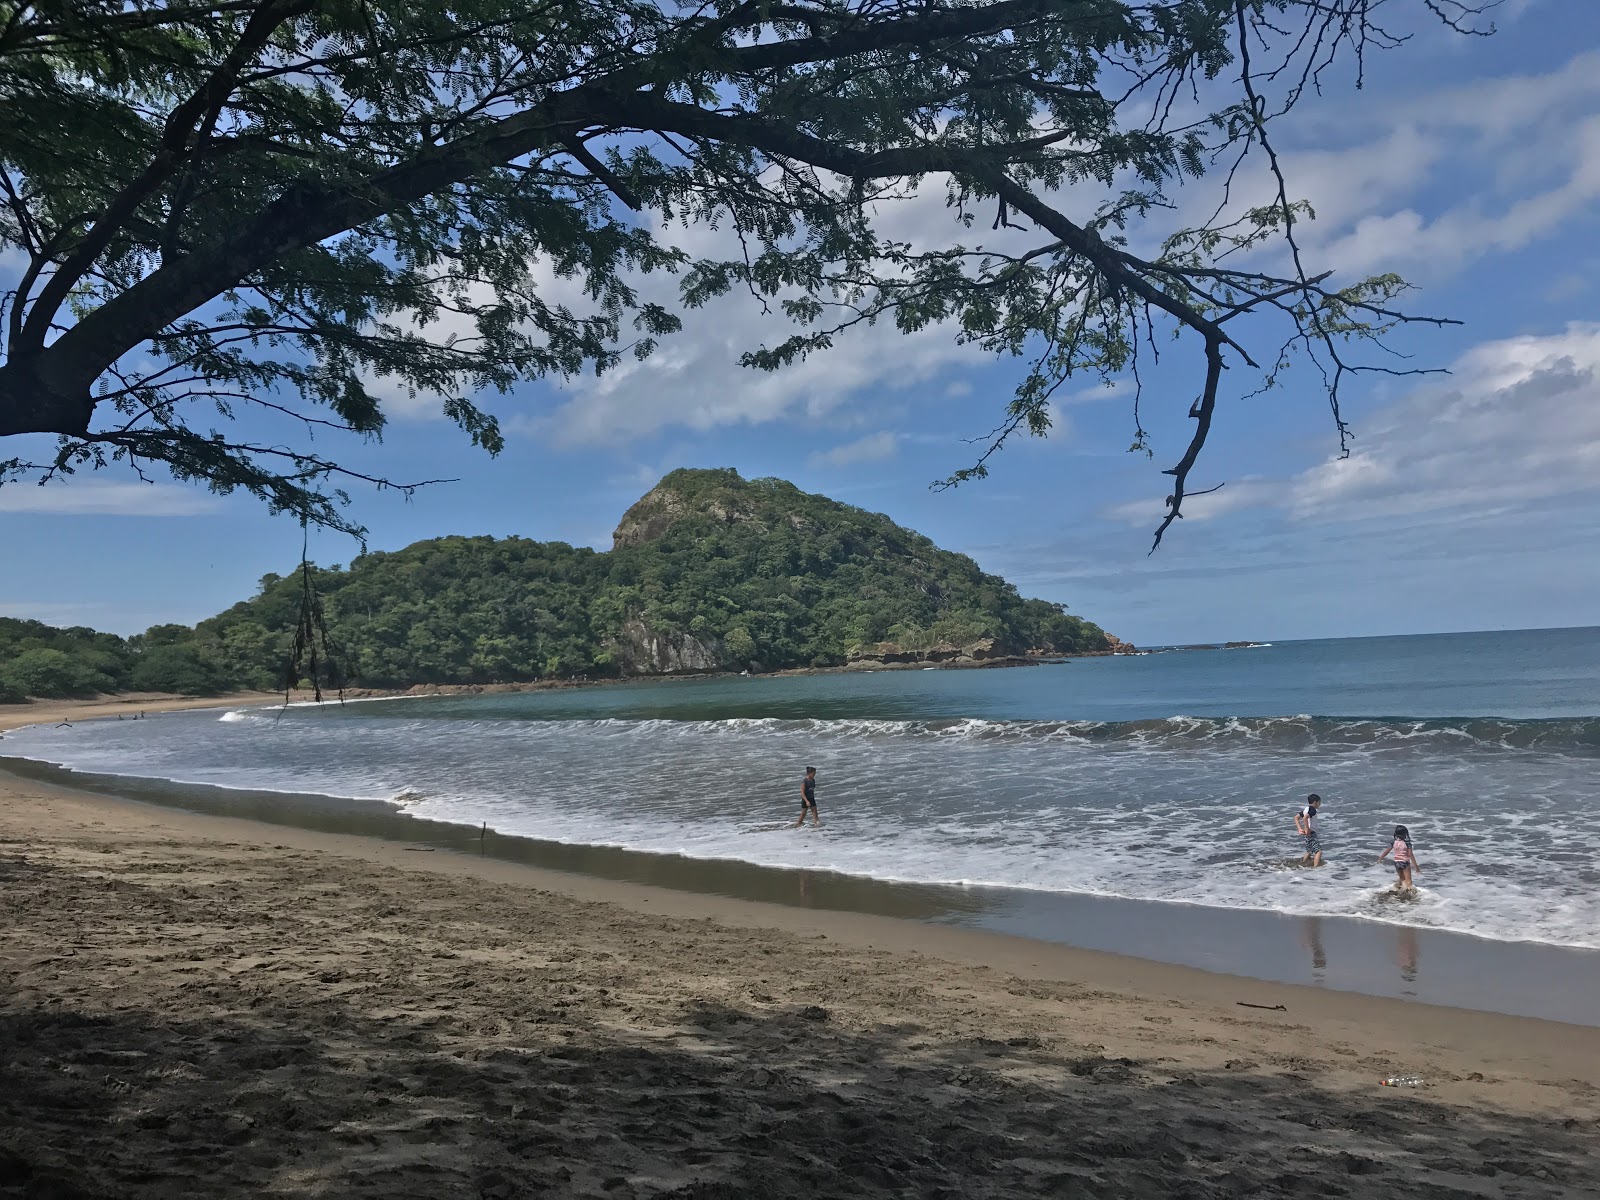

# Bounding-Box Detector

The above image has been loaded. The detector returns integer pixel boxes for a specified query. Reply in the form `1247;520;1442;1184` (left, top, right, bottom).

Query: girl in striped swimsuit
1378;825;1421;895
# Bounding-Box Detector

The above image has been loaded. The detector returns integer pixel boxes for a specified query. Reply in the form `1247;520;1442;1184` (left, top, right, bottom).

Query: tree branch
16;0;316;354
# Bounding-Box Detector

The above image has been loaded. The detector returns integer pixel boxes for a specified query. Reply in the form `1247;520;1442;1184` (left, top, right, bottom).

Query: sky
4;1;1600;646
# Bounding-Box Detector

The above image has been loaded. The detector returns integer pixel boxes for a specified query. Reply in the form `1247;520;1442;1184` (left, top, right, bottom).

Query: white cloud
1039;403;1075;442
533;285;984;449
1315;116;1600;277
341;169;1000;449
0;481;222;516
808;431;900;470
1292;323;1600;520
1151;49;1600;285
1107;323;1600;528
1402;48;1600;142
518;173;1009;448
534;50;1600;451
1103;477;1282;527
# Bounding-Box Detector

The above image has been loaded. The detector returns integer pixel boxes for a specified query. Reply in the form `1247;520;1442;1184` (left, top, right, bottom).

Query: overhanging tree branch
0;0;1490;544
16;0;317;352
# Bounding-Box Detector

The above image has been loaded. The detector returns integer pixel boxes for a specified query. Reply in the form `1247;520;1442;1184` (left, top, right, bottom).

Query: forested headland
2;470;1115;701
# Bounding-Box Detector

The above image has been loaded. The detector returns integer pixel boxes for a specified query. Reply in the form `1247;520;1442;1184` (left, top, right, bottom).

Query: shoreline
5;696;1598;1027
2;707;1597;1195
0;690;284;729
8;753;1600;1025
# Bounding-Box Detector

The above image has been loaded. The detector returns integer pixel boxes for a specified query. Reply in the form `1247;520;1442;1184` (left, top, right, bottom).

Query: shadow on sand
3;831;1597;1200
1;989;1594;1199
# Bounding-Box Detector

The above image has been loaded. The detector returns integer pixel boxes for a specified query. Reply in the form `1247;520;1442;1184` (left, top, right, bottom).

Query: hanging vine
281;519;354;703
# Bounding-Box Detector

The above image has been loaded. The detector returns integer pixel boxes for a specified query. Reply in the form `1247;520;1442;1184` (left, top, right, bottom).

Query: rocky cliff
612;620;730;675
612;468;766;549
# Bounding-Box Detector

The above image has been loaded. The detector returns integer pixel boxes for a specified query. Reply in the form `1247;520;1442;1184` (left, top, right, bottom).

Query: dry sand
2;699;1598;1198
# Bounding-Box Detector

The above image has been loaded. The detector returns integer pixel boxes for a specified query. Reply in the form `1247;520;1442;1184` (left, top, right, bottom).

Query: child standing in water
1378;825;1421;895
1294;794;1324;866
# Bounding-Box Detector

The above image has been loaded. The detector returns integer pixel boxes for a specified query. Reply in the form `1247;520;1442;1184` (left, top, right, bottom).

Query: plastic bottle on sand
1380;1075;1425;1087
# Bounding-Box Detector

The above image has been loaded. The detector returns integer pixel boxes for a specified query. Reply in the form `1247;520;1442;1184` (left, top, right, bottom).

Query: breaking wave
524;713;1600;755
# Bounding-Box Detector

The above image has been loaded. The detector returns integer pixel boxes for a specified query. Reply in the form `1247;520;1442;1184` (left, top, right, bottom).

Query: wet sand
1;700;1598;1197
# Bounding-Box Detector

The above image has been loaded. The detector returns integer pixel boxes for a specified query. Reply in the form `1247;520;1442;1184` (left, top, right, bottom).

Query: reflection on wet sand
1397;926;1420;992
1300;917;1328;981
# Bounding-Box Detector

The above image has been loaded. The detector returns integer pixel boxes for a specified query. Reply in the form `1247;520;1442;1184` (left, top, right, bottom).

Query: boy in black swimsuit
795;766;822;828
1295;794;1323;866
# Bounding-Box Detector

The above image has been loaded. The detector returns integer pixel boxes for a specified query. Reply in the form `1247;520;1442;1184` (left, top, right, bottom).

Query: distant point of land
2;468;1124;701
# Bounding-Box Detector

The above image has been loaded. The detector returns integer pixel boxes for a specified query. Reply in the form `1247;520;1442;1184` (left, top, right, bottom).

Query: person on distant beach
794;766;822;828
1378;825;1421;895
1294;794;1323;866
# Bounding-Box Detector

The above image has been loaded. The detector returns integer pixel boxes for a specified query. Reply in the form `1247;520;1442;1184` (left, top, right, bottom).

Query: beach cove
3;695;1599;1198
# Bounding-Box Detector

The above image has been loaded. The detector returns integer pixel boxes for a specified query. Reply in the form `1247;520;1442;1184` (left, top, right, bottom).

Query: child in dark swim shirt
1294;794;1323;866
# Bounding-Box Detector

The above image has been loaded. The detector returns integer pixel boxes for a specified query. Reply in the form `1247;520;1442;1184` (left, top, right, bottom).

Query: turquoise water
6;627;1599;949
366;626;1600;724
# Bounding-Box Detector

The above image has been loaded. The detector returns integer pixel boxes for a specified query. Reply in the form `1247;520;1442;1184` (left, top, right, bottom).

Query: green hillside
3;470;1114;698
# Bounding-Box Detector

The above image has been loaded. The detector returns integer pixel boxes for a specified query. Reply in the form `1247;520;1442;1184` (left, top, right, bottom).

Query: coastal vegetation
0;470;1110;699
0;618;229;702
0;2;1479;545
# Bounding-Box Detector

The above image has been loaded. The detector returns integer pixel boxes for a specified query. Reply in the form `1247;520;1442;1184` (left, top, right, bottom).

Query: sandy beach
2;699;1598;1198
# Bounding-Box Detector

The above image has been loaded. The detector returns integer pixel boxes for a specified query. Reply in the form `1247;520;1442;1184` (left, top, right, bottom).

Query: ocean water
5;627;1599;950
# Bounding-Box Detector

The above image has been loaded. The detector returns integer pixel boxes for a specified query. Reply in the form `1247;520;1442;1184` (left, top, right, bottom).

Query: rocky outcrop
611;486;692;548
612;471;764;549
1056;633;1137;657
847;638;1014;666
613;620;729;675
967;638;1006;661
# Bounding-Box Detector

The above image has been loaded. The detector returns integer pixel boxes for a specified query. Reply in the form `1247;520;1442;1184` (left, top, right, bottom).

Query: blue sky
4;2;1600;646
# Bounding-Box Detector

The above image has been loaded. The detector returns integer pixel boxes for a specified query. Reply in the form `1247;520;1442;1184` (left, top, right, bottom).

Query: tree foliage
0;617;130;698
0;0;1492;542
0;616;237;699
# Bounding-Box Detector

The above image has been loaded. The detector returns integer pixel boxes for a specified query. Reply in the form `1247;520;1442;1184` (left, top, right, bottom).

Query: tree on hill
0;0;1488;544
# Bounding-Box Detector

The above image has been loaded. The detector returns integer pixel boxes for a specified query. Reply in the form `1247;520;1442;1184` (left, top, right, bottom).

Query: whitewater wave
466;713;1600;755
